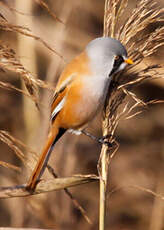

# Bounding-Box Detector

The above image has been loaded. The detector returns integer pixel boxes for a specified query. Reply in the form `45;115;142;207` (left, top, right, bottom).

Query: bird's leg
98;134;113;147
81;130;112;147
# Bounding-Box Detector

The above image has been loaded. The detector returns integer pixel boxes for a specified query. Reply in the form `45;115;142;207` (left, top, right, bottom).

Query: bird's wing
51;73;76;120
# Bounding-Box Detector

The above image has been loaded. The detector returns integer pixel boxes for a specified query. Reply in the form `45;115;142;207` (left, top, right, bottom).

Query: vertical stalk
99;146;109;229
100;0;114;228
99;117;110;230
15;0;39;147
100;0;111;224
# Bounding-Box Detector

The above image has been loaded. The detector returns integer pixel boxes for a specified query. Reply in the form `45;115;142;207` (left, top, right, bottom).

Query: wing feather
51;73;76;120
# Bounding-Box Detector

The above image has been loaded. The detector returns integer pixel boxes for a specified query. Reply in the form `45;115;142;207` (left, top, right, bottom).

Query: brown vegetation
0;0;164;229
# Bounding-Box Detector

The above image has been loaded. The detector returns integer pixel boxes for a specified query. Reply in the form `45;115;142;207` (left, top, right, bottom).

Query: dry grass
100;0;164;229
0;0;164;229
34;0;65;24
102;0;164;141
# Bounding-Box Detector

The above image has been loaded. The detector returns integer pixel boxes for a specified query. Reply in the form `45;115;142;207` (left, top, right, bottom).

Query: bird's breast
58;75;110;129
81;75;110;104
71;75;110;123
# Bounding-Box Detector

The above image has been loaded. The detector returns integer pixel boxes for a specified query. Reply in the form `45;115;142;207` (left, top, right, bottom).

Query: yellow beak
124;58;134;65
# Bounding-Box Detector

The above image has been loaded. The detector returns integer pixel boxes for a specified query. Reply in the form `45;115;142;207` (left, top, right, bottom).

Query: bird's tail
27;125;66;190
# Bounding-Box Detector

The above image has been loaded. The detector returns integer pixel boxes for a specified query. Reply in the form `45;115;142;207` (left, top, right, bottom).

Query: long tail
27;125;66;190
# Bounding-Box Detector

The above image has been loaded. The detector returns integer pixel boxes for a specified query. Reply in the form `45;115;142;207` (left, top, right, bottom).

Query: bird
27;36;133;190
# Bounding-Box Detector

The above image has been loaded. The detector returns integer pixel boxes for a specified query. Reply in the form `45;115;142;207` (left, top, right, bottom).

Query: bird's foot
98;135;112;147
81;130;112;147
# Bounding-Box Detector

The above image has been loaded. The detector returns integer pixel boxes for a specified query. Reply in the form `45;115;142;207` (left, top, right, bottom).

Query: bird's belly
59;76;110;129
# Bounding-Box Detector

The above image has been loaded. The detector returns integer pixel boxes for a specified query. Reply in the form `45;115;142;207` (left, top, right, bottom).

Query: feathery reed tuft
0;1;163;229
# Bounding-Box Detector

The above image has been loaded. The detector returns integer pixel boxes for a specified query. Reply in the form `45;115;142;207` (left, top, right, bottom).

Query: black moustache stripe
109;55;124;76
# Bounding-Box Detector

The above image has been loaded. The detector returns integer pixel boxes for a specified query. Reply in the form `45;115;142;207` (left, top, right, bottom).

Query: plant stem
15;0;39;139
99;116;110;230
99;147;108;230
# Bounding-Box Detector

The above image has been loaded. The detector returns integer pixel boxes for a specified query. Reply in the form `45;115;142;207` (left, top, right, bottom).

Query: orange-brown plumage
27;52;92;189
56;51;91;89
27;123;59;189
51;51;93;129
27;37;133;190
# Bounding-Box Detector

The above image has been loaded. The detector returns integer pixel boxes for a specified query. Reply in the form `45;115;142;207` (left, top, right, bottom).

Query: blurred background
0;0;164;229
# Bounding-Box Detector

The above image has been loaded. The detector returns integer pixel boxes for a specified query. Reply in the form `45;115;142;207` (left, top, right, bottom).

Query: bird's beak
124;58;134;65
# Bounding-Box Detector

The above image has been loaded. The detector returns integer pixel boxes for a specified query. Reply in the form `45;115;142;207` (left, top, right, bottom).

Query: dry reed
99;0;164;229
0;0;164;229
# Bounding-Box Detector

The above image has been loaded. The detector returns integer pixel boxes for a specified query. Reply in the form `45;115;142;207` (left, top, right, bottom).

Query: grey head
86;37;131;77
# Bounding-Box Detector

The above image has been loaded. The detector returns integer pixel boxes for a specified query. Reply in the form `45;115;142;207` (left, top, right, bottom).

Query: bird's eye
114;55;120;60
109;55;124;76
114;55;124;64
